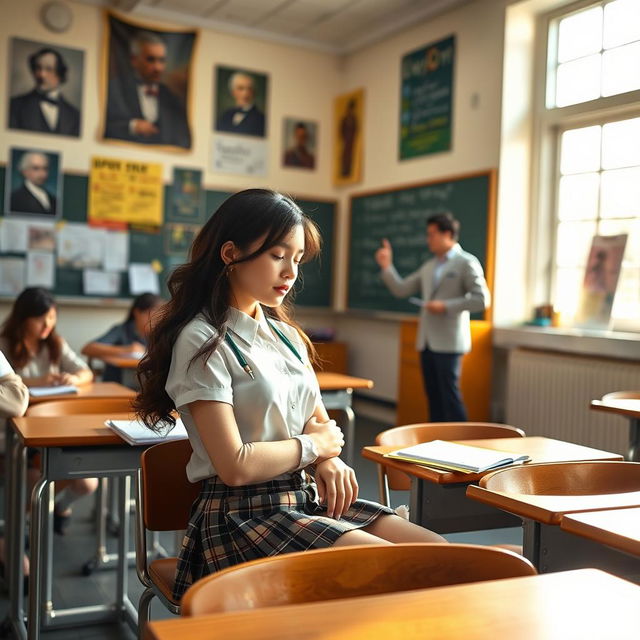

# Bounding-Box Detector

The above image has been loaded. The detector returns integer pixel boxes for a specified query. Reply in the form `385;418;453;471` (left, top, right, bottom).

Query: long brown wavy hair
134;189;321;431
0;287;62;369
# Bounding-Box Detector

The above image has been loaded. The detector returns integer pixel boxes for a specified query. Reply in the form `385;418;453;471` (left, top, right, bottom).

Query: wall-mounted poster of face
7;38;84;137
282;118;317;170
333;88;364;186
214;66;268;138
102;12;197;151
5;147;62;218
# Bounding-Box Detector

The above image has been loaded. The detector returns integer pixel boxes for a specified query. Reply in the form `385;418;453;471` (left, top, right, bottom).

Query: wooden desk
561;507;640;558
28;381;135;405
100;355;141;369
316;372;373;467
362;437;622;533
145;569;640;640
5;413;143;640
591;397;640;461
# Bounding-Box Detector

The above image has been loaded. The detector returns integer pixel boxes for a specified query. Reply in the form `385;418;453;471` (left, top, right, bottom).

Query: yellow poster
333;88;364;186
88;156;164;226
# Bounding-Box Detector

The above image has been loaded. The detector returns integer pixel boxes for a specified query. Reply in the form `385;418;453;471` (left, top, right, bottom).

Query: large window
544;0;640;328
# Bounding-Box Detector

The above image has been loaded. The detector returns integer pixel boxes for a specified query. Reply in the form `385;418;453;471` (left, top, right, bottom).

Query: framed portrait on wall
282;118;317;170
102;11;197;151
4;147;62;218
214;65;268;138
333;88;364;186
7;37;84;137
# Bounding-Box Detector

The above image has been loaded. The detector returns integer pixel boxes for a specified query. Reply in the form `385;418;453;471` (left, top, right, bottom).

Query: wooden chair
374;422;526;505
135;438;201;638
181;542;536;616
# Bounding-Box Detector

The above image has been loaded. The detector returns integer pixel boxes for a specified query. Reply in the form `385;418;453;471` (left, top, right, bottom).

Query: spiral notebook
384;440;530;474
105;418;188;446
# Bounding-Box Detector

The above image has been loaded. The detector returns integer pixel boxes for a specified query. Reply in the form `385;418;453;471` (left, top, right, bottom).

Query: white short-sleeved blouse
166;306;321;483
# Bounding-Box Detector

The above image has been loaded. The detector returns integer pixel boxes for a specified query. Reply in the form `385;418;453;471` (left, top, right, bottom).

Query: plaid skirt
172;471;394;600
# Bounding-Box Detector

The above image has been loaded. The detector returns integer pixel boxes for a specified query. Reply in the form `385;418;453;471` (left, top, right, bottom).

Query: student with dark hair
0;287;95;534
134;188;445;600
82;293;163;386
9;47;80;136
375;212;490;422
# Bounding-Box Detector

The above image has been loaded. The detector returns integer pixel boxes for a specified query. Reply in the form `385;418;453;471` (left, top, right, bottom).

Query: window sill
493;325;640;361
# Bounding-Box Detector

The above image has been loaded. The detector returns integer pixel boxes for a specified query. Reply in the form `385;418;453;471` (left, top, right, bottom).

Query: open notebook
29;385;78;397
384;439;530;474
105;418;188;446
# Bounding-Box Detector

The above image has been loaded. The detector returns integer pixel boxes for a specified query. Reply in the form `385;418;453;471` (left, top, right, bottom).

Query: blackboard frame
346;169;497;317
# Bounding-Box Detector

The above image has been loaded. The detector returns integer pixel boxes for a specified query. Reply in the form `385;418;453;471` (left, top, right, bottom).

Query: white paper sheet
57;223;106;268
0;218;28;253
27;221;56;251
128;263;160;295
0;257;26;294
104;230;129;272
83;269;120;296
212;134;267;176
26;251;54;288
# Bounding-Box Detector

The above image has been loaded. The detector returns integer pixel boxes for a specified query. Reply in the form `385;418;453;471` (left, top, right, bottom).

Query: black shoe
53;510;71;536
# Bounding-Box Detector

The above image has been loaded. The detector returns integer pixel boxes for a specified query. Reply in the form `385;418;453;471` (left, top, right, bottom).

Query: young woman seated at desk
82;293;163;387
0;287;95;534
134;189;446;601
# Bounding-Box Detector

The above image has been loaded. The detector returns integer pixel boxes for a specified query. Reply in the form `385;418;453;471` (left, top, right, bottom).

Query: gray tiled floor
0;413;522;639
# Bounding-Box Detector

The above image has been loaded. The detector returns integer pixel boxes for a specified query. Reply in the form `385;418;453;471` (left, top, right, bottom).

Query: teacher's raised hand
374;238;393;269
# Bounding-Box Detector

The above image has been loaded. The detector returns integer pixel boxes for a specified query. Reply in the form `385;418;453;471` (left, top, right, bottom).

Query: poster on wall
4;147;62;218
214;65;268;138
88;156;164;226
7;37;84;137
574;234;627;329
333;88;364;186
168;167;203;224
399;35;455;160
212;135;267;176
101;11;196;151
282;118;317;170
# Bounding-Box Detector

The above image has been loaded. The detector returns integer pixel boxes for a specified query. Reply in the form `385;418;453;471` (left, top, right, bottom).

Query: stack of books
105;417;188;446
384;439;530;474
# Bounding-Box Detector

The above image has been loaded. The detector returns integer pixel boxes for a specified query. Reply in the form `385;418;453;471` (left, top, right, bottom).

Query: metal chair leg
137;588;155;640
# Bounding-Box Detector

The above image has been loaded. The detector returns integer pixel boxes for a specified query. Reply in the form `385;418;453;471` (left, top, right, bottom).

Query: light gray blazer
381;244;490;354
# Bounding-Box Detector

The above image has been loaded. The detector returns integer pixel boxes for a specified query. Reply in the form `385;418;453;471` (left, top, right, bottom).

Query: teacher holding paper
374;212;489;422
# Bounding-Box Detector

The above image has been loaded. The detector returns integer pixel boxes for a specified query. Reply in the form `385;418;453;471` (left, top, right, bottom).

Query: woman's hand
314;457;359;519
304;416;344;459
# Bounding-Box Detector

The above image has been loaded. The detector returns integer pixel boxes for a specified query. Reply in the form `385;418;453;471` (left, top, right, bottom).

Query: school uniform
167;306;393;599
92;320;145;384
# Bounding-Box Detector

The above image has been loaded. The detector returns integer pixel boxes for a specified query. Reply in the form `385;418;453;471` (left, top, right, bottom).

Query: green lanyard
224;319;304;379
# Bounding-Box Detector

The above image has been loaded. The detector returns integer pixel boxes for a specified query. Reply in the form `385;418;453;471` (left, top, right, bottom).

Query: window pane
602;117;640;169
598;218;640;265
611;266;640;320
600;167;640;218
558;173;600;220
604;0;640;49
554;267;583;315
558;6;603;63
602;41;640;96
560;126;601;174
556;55;602;107
556;220;597;268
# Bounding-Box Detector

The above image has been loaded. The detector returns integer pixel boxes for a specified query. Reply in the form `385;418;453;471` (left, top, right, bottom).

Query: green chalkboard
0;167;335;308
348;170;495;313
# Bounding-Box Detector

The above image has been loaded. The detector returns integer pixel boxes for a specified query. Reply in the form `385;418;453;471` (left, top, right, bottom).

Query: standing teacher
374;212;489;422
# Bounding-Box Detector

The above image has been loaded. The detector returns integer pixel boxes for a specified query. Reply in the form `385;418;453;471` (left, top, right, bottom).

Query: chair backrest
26;396;134;416
181;543;536;616
603;390;640;401
376;422;526;491
480;460;640;495
140;438;201;531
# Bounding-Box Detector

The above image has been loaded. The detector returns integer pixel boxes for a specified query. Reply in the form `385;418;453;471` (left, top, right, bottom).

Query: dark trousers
420;347;467;422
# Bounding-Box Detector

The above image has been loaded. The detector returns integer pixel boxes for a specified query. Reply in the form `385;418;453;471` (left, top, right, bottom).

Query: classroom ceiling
104;0;474;54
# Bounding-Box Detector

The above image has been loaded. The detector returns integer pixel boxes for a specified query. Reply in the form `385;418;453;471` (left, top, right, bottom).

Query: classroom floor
0;413;522;639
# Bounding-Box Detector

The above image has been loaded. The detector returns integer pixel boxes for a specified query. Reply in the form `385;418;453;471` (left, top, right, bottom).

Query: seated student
0;287;96;534
0;349;30;590
82;293;163;386
134;189;446;600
